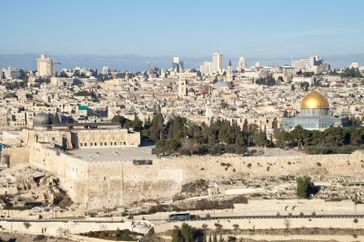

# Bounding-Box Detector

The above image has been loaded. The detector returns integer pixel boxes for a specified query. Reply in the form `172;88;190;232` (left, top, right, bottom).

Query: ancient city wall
3;147;29;167
28;143;89;204
86;161;181;210
84;150;363;209
158;150;364;182
26;143;364;210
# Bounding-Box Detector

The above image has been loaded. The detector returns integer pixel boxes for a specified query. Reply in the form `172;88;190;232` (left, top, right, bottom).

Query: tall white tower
178;76;188;97
227;60;233;80
237;56;247;71
36;54;55;77
172;57;184;73
212;52;224;74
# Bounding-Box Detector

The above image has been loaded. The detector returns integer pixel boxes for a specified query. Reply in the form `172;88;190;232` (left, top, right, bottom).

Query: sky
0;0;364;70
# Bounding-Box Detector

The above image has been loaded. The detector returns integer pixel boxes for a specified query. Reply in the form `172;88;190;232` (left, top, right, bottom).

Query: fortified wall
26;140;364;210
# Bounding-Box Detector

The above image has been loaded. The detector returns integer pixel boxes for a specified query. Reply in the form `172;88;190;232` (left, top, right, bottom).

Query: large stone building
282;90;348;130
36;54;55;77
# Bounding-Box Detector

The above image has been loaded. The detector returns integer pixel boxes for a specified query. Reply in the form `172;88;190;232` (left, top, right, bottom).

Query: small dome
301;90;329;109
33;112;52;126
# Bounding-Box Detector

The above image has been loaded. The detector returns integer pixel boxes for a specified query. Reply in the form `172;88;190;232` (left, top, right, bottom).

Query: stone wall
83;150;364;210
0;220;151;237
27;143;364;210
28;143;89;205
3;147;29;167
157;150;364;182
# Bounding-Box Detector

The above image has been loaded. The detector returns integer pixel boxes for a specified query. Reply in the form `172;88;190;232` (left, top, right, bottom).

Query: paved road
163;213;364;222
1;213;364;223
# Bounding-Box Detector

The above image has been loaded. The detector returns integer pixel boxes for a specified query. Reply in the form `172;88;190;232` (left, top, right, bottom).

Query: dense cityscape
0;1;364;242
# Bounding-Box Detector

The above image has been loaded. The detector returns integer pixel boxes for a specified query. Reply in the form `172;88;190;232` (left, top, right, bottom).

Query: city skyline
1;52;364;72
0;0;363;59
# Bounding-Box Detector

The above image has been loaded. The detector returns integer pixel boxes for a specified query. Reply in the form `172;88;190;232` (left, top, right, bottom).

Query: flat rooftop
66;146;156;162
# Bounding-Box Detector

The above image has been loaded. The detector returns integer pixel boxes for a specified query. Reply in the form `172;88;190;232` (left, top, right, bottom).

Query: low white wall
0;220;152;237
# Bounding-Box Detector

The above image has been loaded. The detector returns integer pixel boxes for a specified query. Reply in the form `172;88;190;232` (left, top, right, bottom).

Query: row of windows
79;141;127;147
66;165;83;176
12;123;26;126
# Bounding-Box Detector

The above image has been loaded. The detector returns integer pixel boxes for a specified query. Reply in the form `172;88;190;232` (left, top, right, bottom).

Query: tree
291;125;306;147
167;116;187;140
153;139;181;155
172;227;184;242
171;223;204;242
213;233;218;242
253;131;267;147
112;115;130;128
272;117;278;129
242;119;248;132
149;112;164;141
283;110;289;118
275;130;294;148
131;115;143;132
181;223;193;242
296;176;314;198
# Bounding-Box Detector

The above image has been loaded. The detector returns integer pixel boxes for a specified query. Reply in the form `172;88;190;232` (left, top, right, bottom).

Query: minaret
178;76;187;97
227;59;233;80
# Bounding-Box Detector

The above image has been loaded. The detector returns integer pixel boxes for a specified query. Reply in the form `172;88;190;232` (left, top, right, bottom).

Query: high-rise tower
36;54;55;77
212;52;224;74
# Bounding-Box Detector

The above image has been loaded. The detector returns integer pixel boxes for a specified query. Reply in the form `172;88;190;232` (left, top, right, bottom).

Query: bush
23;222;31;229
296;176;315;198
208;144;225;155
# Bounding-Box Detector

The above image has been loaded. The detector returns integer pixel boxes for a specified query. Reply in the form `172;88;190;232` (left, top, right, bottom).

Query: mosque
282;90;348;130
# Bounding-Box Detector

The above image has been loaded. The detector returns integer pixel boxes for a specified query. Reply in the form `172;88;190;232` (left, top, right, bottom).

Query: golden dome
301;90;329;109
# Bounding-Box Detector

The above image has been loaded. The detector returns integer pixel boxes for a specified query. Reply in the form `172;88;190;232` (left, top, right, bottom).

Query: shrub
23;222;31;229
296;176;317;198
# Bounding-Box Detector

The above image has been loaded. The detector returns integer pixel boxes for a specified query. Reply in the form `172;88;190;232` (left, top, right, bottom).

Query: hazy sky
1;0;363;58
